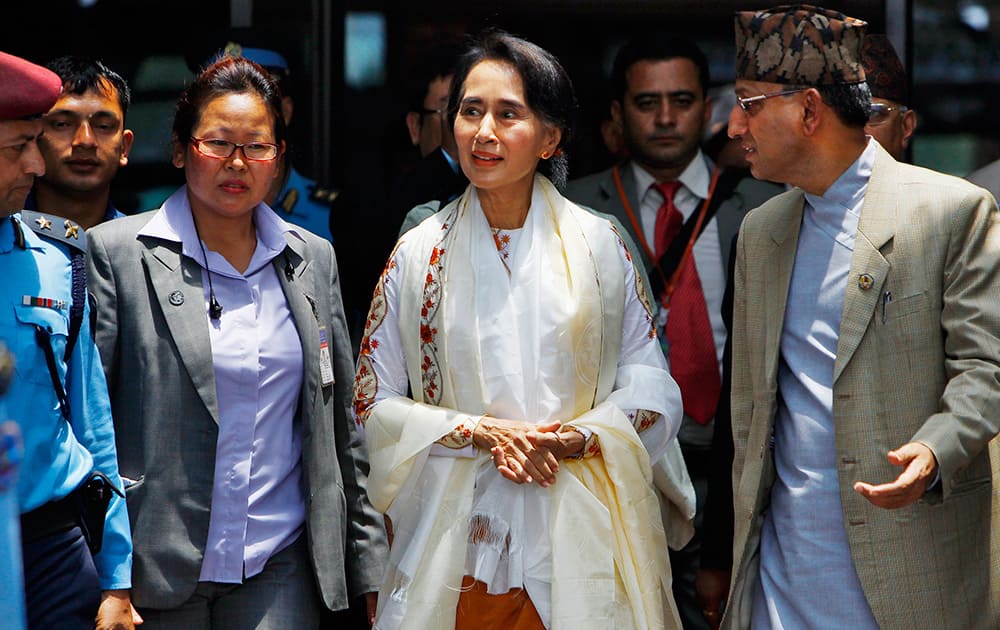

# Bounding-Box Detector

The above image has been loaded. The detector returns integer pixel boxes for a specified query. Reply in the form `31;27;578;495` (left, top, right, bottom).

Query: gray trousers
138;536;321;630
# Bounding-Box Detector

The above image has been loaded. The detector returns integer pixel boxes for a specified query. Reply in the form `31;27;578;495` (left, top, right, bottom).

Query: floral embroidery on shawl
610;223;656;340
353;254;397;425
438;420;476;449
631;409;660;433
490;227;513;275
419;218;457;404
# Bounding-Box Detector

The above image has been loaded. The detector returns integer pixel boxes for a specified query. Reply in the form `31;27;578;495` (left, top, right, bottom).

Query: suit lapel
764;194;805;381
716;190;744;268
833;149;896;383
142;238;221;424
600;163;650;269
275;235;320;421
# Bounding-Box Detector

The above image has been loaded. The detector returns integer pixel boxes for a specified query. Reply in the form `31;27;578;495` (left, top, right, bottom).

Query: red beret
0;51;62;121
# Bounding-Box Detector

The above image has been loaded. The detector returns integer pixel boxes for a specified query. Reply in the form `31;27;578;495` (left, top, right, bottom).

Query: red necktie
652;182;721;425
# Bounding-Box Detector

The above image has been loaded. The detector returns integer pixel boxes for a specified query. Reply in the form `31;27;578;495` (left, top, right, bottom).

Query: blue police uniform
273;166;336;242
0;347;25;630
0;213;131;615
24;191;126;224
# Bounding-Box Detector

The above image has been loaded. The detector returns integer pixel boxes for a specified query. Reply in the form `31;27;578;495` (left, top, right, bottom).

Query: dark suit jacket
86;209;387;611
564;160;781;283
387;148;468;230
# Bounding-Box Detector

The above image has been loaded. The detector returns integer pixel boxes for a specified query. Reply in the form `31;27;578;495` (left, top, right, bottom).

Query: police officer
0;50;135;629
0;344;26;630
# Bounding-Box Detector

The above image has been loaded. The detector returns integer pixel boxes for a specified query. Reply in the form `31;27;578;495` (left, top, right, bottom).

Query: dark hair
172;56;286;151
448;29;577;188
612;36;710;103
406;44;462;114
816;82;871;128
45;56;131;117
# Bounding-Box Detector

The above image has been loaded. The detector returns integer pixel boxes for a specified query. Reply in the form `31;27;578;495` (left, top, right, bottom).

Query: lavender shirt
138;188;306;583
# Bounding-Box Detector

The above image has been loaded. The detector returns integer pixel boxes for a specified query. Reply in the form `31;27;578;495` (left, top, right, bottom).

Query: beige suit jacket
725;143;1000;629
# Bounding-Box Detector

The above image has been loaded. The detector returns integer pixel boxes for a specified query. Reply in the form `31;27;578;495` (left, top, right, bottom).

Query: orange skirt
454;576;545;630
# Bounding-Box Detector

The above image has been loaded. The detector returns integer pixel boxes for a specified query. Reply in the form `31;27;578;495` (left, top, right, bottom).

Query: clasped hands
472;417;584;487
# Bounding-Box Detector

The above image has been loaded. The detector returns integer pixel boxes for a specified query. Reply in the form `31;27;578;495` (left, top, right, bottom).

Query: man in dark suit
565;36;780;630
392;45;467;235
334;46;467;351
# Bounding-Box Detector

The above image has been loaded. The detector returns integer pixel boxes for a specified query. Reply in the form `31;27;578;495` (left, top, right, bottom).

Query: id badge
318;326;335;386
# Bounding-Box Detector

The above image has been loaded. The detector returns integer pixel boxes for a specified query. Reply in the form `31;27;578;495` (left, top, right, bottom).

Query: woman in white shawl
353;30;683;630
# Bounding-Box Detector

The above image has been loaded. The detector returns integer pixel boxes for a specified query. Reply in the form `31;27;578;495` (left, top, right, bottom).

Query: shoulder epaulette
279;188;299;215
309;186;340;206
20;210;87;253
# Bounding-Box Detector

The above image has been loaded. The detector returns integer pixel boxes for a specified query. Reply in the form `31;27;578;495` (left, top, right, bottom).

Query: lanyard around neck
612;163;721;307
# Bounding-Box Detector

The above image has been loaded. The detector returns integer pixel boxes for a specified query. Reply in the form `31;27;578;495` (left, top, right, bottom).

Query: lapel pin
168;290;185;306
858;273;875;290
34;216;51;230
63;220;79;240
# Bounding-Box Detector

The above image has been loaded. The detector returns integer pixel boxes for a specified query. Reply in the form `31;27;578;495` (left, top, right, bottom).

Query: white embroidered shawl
364;175;681;629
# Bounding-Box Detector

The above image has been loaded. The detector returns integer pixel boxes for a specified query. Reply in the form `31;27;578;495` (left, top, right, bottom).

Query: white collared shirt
631;153;726;366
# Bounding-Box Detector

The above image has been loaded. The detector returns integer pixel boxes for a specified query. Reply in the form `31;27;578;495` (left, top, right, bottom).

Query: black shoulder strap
648;168;745;298
65;251;86;362
35;251;84;420
17;211;87;362
18;211;88;418
31;251;85;421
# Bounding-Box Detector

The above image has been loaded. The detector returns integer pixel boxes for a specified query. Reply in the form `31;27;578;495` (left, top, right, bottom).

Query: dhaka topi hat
0;51;62;120
735;4;868;86
861;34;907;105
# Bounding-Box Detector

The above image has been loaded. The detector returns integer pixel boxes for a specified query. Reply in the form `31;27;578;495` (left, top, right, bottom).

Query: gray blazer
86;211;387;611
564;160;782;280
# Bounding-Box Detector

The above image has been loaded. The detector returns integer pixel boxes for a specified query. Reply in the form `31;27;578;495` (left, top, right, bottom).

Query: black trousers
22;525;100;630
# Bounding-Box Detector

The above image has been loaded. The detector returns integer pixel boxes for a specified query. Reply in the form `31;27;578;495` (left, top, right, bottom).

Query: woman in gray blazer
86;57;386;629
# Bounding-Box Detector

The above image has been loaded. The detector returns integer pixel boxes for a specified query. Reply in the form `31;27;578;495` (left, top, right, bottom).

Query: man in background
860;34;917;161
31;56;132;228
968;159;999;199
393;45;467;235
565;36;780;630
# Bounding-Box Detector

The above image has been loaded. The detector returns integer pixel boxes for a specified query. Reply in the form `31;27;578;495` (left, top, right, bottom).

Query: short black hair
45;56;131;117
448;29;577;187
816;82;871;128
611;36;710;103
